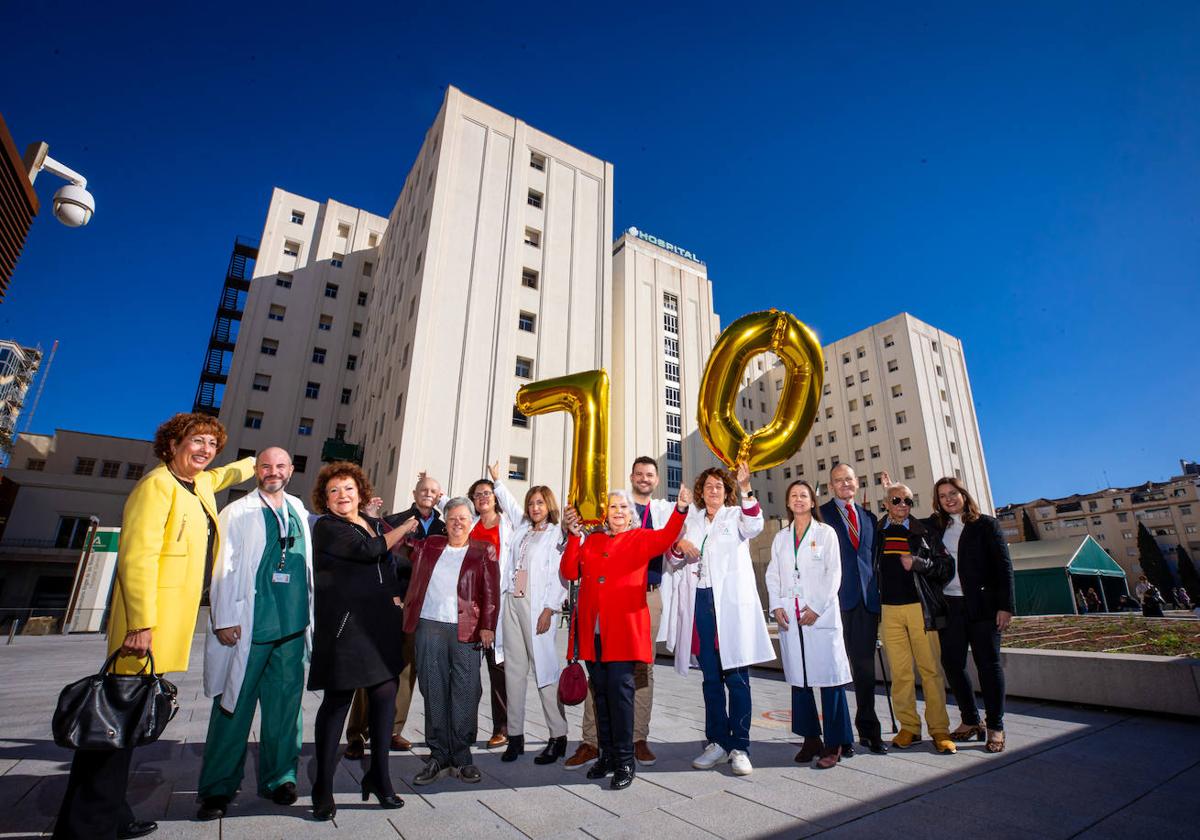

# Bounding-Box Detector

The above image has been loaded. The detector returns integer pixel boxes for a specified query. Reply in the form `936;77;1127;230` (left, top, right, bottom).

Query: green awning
1009;535;1126;577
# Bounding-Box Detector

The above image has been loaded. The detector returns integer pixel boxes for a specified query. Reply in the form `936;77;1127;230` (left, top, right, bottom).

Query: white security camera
53;183;95;227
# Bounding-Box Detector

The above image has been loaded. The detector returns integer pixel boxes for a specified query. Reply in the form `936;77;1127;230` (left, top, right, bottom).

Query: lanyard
260;492;291;570
792;520;813;571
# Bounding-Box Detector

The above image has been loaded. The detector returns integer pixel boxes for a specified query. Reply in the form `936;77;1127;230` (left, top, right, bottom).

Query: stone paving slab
0;632;1197;839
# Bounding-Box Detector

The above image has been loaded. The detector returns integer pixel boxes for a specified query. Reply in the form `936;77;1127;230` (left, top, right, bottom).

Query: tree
1022;509;1039;541
1137;522;1176;602
1176;545;1200;607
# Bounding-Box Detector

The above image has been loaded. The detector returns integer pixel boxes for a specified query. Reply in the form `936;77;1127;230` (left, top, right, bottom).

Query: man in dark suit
820;464;887;755
345;475;447;757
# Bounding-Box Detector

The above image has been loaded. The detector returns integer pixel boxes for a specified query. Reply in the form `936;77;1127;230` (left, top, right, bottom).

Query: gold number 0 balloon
697;309;824;471
515;369;610;524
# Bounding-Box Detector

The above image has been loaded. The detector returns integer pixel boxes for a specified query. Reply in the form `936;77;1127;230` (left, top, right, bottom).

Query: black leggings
313;677;398;801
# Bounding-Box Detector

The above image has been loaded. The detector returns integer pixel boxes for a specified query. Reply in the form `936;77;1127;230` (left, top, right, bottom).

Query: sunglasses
890;497;914;507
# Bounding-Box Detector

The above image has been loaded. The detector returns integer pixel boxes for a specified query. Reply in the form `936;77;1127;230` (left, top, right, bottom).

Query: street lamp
23;141;94;227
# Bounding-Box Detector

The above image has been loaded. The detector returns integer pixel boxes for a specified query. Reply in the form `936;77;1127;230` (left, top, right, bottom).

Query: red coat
560;508;686;663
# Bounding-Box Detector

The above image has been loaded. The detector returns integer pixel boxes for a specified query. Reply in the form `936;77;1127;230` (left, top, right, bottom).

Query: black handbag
52;650;179;750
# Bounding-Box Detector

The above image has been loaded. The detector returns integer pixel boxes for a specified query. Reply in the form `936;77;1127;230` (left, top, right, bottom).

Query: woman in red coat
560;487;690;790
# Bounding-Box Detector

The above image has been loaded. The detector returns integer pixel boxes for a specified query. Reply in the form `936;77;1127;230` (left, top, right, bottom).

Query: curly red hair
312;461;375;514
152;413;228;463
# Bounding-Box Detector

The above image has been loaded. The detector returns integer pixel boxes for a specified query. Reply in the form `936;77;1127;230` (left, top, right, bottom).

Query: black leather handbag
52;650;179;750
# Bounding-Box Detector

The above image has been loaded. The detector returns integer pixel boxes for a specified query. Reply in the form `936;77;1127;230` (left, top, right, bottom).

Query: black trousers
939;596;1006;731
840;601;882;741
586;634;636;765
53;745;136;839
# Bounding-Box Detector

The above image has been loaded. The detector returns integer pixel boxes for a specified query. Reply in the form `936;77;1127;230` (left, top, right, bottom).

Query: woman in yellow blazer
54;413;254;840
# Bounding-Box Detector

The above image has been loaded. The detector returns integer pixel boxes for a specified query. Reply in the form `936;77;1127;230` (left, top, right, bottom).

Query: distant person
1142;584;1166;618
765;480;852;768
1085;588;1103;613
820;464;885;756
197;448;313;819
53;413;254;840
1134;575;1150;602
1076;589;1088;614
875;485;956;755
1174;586;1193;611
927;477;1014;755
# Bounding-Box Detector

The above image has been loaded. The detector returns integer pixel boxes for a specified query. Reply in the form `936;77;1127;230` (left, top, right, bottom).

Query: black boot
501;734;525;762
585;752;614;779
611;760;635;790
534;736;568;765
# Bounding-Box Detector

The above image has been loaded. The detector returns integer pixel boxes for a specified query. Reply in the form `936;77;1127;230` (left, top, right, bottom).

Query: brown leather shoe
634;740;657;766
795;736;824;764
343;740;365;760
487;733;509;748
892;729;922;749
391;734;412;751
815;745;842;769
932;734;958;754
564;742;599;770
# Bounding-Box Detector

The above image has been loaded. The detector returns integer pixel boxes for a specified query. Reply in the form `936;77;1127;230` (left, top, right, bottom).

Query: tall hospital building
737;313;993;520
202;87;720;509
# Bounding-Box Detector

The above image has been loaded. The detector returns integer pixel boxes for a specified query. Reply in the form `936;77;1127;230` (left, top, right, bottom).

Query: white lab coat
665;501;774;675
765;519;851;688
203;491;315;713
493;480;568;686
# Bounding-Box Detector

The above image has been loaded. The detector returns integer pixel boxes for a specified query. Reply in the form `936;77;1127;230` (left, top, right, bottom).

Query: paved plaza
1;632;1197;839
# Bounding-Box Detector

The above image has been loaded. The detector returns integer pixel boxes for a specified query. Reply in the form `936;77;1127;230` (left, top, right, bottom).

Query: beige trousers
502;592;568;738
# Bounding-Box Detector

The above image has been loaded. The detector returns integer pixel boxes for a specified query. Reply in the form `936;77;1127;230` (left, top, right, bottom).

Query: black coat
927;514;1015;621
873;517;954;631
308;514;405;691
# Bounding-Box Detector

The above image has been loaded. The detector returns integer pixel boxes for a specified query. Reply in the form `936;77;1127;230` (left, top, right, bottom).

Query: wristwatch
742;489;756;498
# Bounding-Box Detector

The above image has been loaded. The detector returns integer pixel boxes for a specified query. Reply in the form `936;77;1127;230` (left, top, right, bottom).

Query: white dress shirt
420;545;468;623
942;513;964;596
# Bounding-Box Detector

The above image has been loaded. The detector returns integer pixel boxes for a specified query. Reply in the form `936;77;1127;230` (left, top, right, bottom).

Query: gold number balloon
515;369;610;524
697;309;824;471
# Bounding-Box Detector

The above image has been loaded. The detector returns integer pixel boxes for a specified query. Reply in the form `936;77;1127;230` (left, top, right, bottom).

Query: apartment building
0;340;41;453
997;466;1200;582
736;313;993;519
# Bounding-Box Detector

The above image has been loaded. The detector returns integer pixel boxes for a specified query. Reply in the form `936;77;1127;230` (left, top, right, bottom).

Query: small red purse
557;585;588;706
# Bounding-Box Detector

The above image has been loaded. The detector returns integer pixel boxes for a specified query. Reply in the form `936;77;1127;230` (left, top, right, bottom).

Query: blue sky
2;1;1197;504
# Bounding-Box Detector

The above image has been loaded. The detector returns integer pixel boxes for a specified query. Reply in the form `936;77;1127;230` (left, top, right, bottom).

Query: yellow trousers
881;602;949;737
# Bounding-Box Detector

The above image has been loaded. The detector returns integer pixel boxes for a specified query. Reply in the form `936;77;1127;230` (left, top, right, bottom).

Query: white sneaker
729;749;753;776
692;742;729;770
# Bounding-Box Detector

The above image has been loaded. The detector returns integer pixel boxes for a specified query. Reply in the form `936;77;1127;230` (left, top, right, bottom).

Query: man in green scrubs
197;448;314;819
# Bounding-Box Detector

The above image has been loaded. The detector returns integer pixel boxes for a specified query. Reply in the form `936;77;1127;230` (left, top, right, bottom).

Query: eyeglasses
890;497;914;507
473;490;494;499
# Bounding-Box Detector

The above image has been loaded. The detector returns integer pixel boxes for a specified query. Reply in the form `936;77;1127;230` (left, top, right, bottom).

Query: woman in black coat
928;477;1015;754
308;462;416;819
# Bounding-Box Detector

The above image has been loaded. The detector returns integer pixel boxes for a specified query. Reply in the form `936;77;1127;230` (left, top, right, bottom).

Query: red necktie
845;503;860;550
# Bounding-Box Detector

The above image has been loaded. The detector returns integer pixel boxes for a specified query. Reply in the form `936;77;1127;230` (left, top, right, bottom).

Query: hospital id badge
272;572;291;584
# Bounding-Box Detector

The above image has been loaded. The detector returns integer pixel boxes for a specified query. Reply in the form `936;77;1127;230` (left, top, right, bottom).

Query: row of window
243;412;344;440
259;339;357;370
29;458;147;480
267;306;363;337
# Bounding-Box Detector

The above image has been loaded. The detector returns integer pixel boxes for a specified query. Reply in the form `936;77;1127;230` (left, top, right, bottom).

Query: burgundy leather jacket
402;536;499;643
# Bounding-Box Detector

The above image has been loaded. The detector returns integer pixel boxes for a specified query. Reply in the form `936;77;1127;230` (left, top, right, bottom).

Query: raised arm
209;456;256;493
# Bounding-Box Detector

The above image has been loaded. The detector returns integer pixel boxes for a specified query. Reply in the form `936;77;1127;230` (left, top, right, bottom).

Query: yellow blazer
107;458;255;674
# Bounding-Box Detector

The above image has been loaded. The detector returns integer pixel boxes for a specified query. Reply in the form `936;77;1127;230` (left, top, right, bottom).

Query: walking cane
876;639;898;733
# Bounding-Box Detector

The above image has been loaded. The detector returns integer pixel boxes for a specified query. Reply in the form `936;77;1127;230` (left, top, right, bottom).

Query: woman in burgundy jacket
560;487;690;790
401;497;499;786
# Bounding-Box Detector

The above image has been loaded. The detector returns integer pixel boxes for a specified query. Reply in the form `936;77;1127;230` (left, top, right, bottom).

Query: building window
664;337;679;357
863;393;873;407
666;413;682;435
305;381;320;399
100;460;121;478
56;516;93;550
931;340;939;352
324;283;339;299
855;450;865;462
125;463;144;480
663;292;679;312
346;355;358;371
401;344;410;369
873;472;884;486
318;314;333;332
666;439;682;460
312;347;326;364
844;375;853;387
524;228;541;248
275;274;292;288
825;384;833;395
362;261;373;277
25;458;46;471
527;189;543;209
949;441;958;454
522;268;539;289
848;398;858;411
664;313;679;334
828;431;837;443
831;456;841;468
896;411;907;425
783;467;792;479
797;464;805;476
903;466;916;480
298;418;314;436
518;311;536;333
337;223;350;239
357;291;368;306
775;379;783;391
666;386;681;408
883;334;894;348
891;385;903;398
268;304;285;322
852;424;861;436
818;459;826;472
245;411;263;430
936;364;943;377
512;407;529;428
665;361;680;382
352;322;363;338
842;353;850;365
252;374;271;392
283;241;300;257
509;457;528;481
815;435;823;447
945;415;952;427
395;393;404;418
73;457;96;476
340;388;352;405
293;455;307;473
856;346;866;359
870;445;880;458
825;407;833;419
291;210;305;224
887;359;899;372
237;448;254;460
900;437;911;451
530;152;546;171
859;370;869;382
261;338;279;356
515;357;533;379
331;253;344;269
867;419;878;433
1181;505;1192;516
